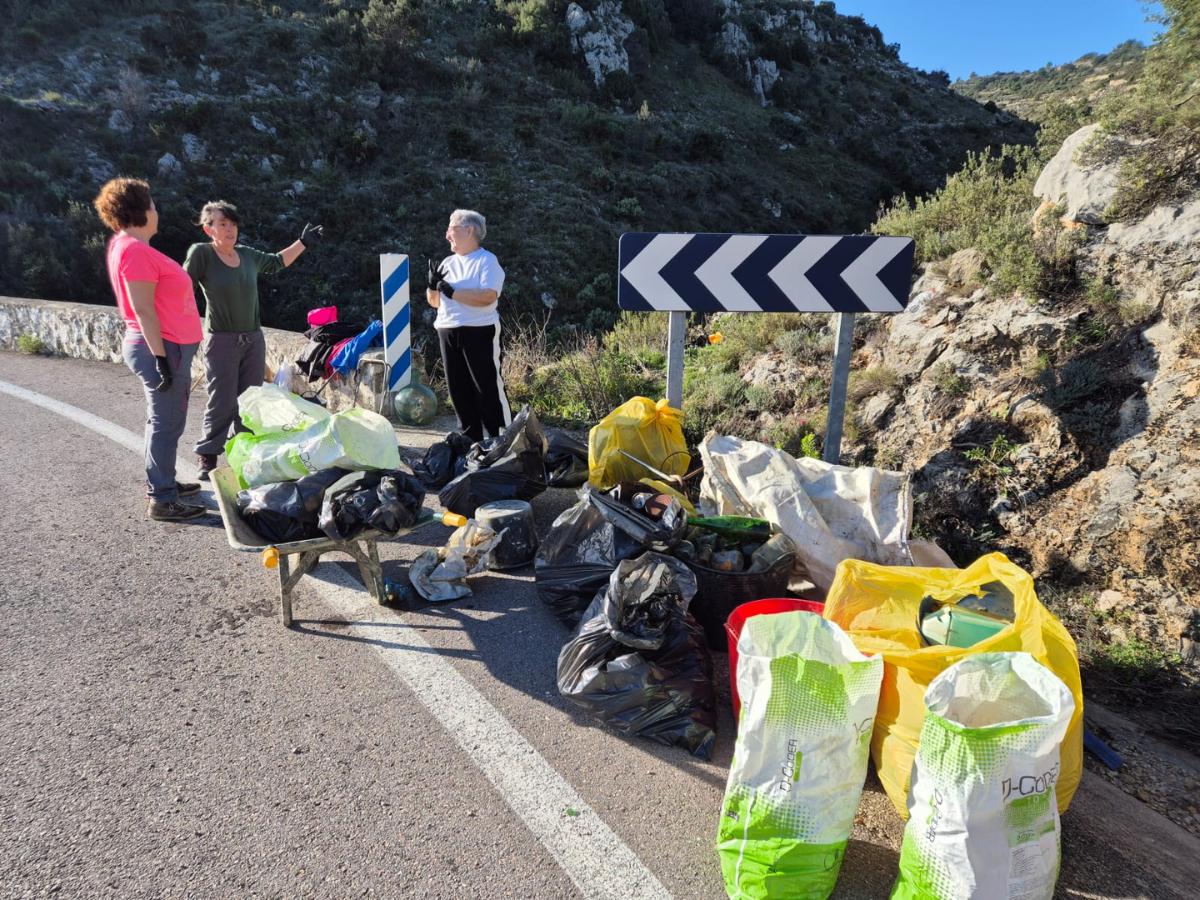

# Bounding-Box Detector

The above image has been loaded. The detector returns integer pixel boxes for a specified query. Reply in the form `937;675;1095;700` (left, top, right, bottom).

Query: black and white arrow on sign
618;232;915;314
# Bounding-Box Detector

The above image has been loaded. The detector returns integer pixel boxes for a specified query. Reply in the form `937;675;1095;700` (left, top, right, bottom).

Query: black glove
427;258;438;293
299;223;323;247
434;266;455;298
154;355;173;393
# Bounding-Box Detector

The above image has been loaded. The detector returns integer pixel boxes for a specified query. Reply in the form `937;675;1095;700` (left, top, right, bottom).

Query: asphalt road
1;350;1198;899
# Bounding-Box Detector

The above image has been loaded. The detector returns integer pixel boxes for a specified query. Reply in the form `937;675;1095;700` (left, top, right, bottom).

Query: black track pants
437;324;512;443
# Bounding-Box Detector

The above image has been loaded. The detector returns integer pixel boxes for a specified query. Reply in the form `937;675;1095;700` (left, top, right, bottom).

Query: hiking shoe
148;500;208;522
197;454;218;481
177;481;202;496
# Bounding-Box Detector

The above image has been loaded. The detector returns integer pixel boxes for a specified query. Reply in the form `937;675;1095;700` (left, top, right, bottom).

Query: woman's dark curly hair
198;200;240;227
93;177;153;232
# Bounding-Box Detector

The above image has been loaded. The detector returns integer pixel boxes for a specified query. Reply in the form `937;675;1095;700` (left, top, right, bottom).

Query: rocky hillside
0;0;1031;343
855;129;1199;735
954;40;1146;122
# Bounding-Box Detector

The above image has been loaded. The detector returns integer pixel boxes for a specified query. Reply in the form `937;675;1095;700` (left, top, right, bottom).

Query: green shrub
362;0;425;46
766;417;820;457
605;310;667;358
612;196;643;219
931;363;970;397
847;365;900;401
772;325;829;360
683;371;746;443
1097;0;1200;218
17;334;46;354
873;144;1072;296
1090;638;1182;683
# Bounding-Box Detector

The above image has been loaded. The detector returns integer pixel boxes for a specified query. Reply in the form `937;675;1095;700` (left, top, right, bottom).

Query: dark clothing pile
296;321;364;382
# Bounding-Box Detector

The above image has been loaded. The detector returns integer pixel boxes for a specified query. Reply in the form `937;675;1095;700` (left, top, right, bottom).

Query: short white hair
450;208;486;241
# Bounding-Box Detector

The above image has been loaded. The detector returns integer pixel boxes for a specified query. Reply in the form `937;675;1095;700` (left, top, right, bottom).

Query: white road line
0;376;673;900
0;379;200;482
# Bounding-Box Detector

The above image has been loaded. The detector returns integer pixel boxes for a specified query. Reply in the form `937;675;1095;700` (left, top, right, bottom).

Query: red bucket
726;597;825;718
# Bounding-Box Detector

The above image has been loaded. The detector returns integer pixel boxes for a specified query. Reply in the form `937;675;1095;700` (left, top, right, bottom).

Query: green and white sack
718;611;883;899
227;407;401;489
237;383;329;435
892;652;1076;900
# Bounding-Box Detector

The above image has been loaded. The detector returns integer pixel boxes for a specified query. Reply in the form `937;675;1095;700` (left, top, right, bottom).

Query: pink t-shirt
106;233;202;344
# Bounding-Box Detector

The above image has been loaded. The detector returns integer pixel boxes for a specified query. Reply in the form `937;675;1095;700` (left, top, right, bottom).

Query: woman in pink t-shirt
94;177;208;522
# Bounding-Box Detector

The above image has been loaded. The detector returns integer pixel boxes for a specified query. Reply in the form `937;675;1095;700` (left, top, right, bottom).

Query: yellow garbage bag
822;552;1083;818
588;397;690;489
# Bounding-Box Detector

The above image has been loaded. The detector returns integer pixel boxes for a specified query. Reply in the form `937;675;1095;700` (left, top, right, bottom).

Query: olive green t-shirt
183;243;285;333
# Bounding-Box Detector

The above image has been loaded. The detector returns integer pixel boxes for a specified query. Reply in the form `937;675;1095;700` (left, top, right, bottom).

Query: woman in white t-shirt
425;209;512;442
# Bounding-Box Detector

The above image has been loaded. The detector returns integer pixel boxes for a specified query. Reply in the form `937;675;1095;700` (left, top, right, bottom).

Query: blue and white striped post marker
380;254;411;400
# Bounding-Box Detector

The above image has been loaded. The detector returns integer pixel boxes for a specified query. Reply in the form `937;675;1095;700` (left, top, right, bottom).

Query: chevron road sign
617;233;914;313
380;253;411;393
616;232;915;463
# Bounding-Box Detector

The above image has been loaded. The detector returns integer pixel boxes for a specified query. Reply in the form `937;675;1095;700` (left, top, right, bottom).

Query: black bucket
476;499;538;570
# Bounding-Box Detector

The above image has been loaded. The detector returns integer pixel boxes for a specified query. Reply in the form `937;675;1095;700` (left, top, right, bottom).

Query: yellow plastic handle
442;512;468;528
262;547;279;569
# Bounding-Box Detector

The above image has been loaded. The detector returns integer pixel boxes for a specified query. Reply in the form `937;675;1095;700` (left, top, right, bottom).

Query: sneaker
177;481;202;497
197;454;218;482
148;500;209;522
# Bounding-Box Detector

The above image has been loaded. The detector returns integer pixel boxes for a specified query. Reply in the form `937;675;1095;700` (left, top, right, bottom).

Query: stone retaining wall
0;296;388;413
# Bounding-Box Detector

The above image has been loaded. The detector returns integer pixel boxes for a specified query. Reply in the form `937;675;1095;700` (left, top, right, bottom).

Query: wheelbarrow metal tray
211;466;433;551
210;466;435;626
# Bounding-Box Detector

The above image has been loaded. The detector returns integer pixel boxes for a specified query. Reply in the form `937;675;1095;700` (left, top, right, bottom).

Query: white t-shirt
434;247;505;329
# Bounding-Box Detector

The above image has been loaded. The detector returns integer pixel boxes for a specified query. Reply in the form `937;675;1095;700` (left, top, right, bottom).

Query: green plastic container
920;606;1009;648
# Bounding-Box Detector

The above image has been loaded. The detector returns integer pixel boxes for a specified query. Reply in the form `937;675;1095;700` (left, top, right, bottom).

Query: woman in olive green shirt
184;200;323;478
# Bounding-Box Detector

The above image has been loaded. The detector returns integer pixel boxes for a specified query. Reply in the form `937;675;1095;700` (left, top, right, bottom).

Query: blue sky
829;1;1164;81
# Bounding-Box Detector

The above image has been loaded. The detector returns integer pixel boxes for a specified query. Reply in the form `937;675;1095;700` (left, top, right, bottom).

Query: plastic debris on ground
237;467;350;543
226;406;401;489
892;652;1075;900
718;610;883;899
556;552;716;759
438;405;548;517
698;434;915;596
822;552;1085;818
535;482;687;628
588;397;690;490
544;429;590;488
409;520;505;602
318;469;426;540
411;430;474;490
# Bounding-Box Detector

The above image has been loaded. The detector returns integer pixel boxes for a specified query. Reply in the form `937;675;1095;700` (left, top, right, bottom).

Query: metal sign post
618;232;914;459
666;310;687;409
823;312;856;463
380;254;411;402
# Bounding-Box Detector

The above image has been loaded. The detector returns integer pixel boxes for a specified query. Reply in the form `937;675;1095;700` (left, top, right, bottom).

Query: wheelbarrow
211;466;436;627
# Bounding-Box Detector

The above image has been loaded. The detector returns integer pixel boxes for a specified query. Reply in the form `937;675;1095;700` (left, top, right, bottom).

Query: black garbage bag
438;406;547;517
544;429;589;488
319;469;426;540
556;553;716;759
411;430;474;490
535;484;687;628
238;468;351;543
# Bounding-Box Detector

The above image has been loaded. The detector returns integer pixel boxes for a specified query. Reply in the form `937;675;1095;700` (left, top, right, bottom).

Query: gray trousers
123;333;198;502
194;330;267;456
